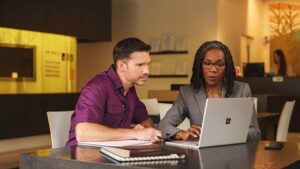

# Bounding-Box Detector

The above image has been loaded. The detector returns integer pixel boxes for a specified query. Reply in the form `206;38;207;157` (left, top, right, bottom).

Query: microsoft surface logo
225;118;231;124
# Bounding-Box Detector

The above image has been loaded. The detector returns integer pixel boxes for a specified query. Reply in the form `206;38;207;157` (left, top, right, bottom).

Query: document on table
78;140;152;147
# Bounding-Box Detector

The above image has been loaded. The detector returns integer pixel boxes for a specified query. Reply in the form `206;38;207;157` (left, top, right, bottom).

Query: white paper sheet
78;140;152;147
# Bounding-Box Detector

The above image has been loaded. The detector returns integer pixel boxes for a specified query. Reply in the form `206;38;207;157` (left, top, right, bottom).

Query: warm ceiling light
11;72;18;79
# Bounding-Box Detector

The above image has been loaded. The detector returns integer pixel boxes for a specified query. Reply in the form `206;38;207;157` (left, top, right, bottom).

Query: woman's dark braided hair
190;40;236;97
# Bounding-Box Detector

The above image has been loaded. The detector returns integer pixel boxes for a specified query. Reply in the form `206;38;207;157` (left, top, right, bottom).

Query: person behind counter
272;49;295;76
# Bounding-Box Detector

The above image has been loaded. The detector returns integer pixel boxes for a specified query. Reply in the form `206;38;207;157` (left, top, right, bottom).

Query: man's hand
133;124;162;142
175;125;202;140
133;124;145;129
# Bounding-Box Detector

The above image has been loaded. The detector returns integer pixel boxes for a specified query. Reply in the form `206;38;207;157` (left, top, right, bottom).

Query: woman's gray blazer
158;81;261;140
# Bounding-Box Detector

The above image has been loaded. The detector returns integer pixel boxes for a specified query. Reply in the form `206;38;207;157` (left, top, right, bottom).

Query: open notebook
100;146;185;162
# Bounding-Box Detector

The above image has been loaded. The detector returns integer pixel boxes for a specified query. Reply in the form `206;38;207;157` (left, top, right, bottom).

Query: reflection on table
20;141;300;169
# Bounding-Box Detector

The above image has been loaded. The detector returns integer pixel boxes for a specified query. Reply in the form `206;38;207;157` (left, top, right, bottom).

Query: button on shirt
66;65;149;147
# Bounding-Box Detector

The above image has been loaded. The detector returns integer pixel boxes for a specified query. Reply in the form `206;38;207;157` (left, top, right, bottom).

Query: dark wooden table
20;141;300;169
257;112;280;119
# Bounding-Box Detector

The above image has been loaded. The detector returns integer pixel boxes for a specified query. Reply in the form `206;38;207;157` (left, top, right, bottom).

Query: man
66;38;162;147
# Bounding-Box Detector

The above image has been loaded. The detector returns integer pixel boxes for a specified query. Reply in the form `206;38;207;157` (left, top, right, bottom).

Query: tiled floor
0;135;51;169
0;146;51;169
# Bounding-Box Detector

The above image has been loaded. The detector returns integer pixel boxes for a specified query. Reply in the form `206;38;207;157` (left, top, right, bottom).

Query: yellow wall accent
0;27;76;93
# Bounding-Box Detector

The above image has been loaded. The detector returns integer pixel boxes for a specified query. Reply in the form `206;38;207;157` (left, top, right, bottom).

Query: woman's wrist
175;131;185;140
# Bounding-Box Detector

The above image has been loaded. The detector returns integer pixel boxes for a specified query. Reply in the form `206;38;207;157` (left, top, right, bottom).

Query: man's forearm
75;122;138;142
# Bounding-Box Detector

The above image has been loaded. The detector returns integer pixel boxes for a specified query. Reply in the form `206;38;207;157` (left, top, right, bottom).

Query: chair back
158;103;173;120
158;103;190;130
276;100;295;142
47;111;74;148
253;97;258;114
140;98;160;116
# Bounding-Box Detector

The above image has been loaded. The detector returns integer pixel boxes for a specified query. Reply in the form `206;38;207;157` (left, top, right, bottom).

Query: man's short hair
113;38;151;66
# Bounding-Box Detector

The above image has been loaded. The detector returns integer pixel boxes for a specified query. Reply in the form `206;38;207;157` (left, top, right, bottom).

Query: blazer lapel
194;86;207;114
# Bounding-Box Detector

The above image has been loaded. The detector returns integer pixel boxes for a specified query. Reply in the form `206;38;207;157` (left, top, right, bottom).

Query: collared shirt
66;65;149;147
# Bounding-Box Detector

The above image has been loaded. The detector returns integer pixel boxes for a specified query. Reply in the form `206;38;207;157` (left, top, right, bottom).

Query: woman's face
202;49;226;88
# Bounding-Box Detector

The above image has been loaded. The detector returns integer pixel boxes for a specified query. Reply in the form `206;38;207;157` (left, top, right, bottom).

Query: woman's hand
175;125;202;140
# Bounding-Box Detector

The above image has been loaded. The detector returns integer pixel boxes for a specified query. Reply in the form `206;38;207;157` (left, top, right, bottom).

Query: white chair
158;103;190;131
158;103;173;120
47;111;74;148
140;98;160;116
276;100;296;142
253;97;258;114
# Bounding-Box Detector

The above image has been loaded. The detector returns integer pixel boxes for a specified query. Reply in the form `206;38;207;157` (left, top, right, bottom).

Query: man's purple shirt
66;66;149;147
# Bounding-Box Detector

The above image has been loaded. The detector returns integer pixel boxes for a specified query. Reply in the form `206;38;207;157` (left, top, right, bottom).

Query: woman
158;40;261;141
273;49;295;76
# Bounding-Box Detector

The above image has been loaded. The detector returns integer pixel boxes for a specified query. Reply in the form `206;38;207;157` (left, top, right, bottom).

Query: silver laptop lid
199;98;253;148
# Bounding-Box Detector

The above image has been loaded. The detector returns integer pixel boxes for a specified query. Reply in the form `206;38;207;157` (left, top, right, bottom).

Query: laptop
166;98;254;148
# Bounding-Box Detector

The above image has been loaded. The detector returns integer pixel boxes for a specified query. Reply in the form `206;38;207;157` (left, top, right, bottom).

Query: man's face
202;49;226;87
122;51;150;86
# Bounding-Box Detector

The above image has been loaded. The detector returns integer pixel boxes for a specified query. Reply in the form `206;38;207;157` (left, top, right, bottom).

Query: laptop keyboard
169;140;199;146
